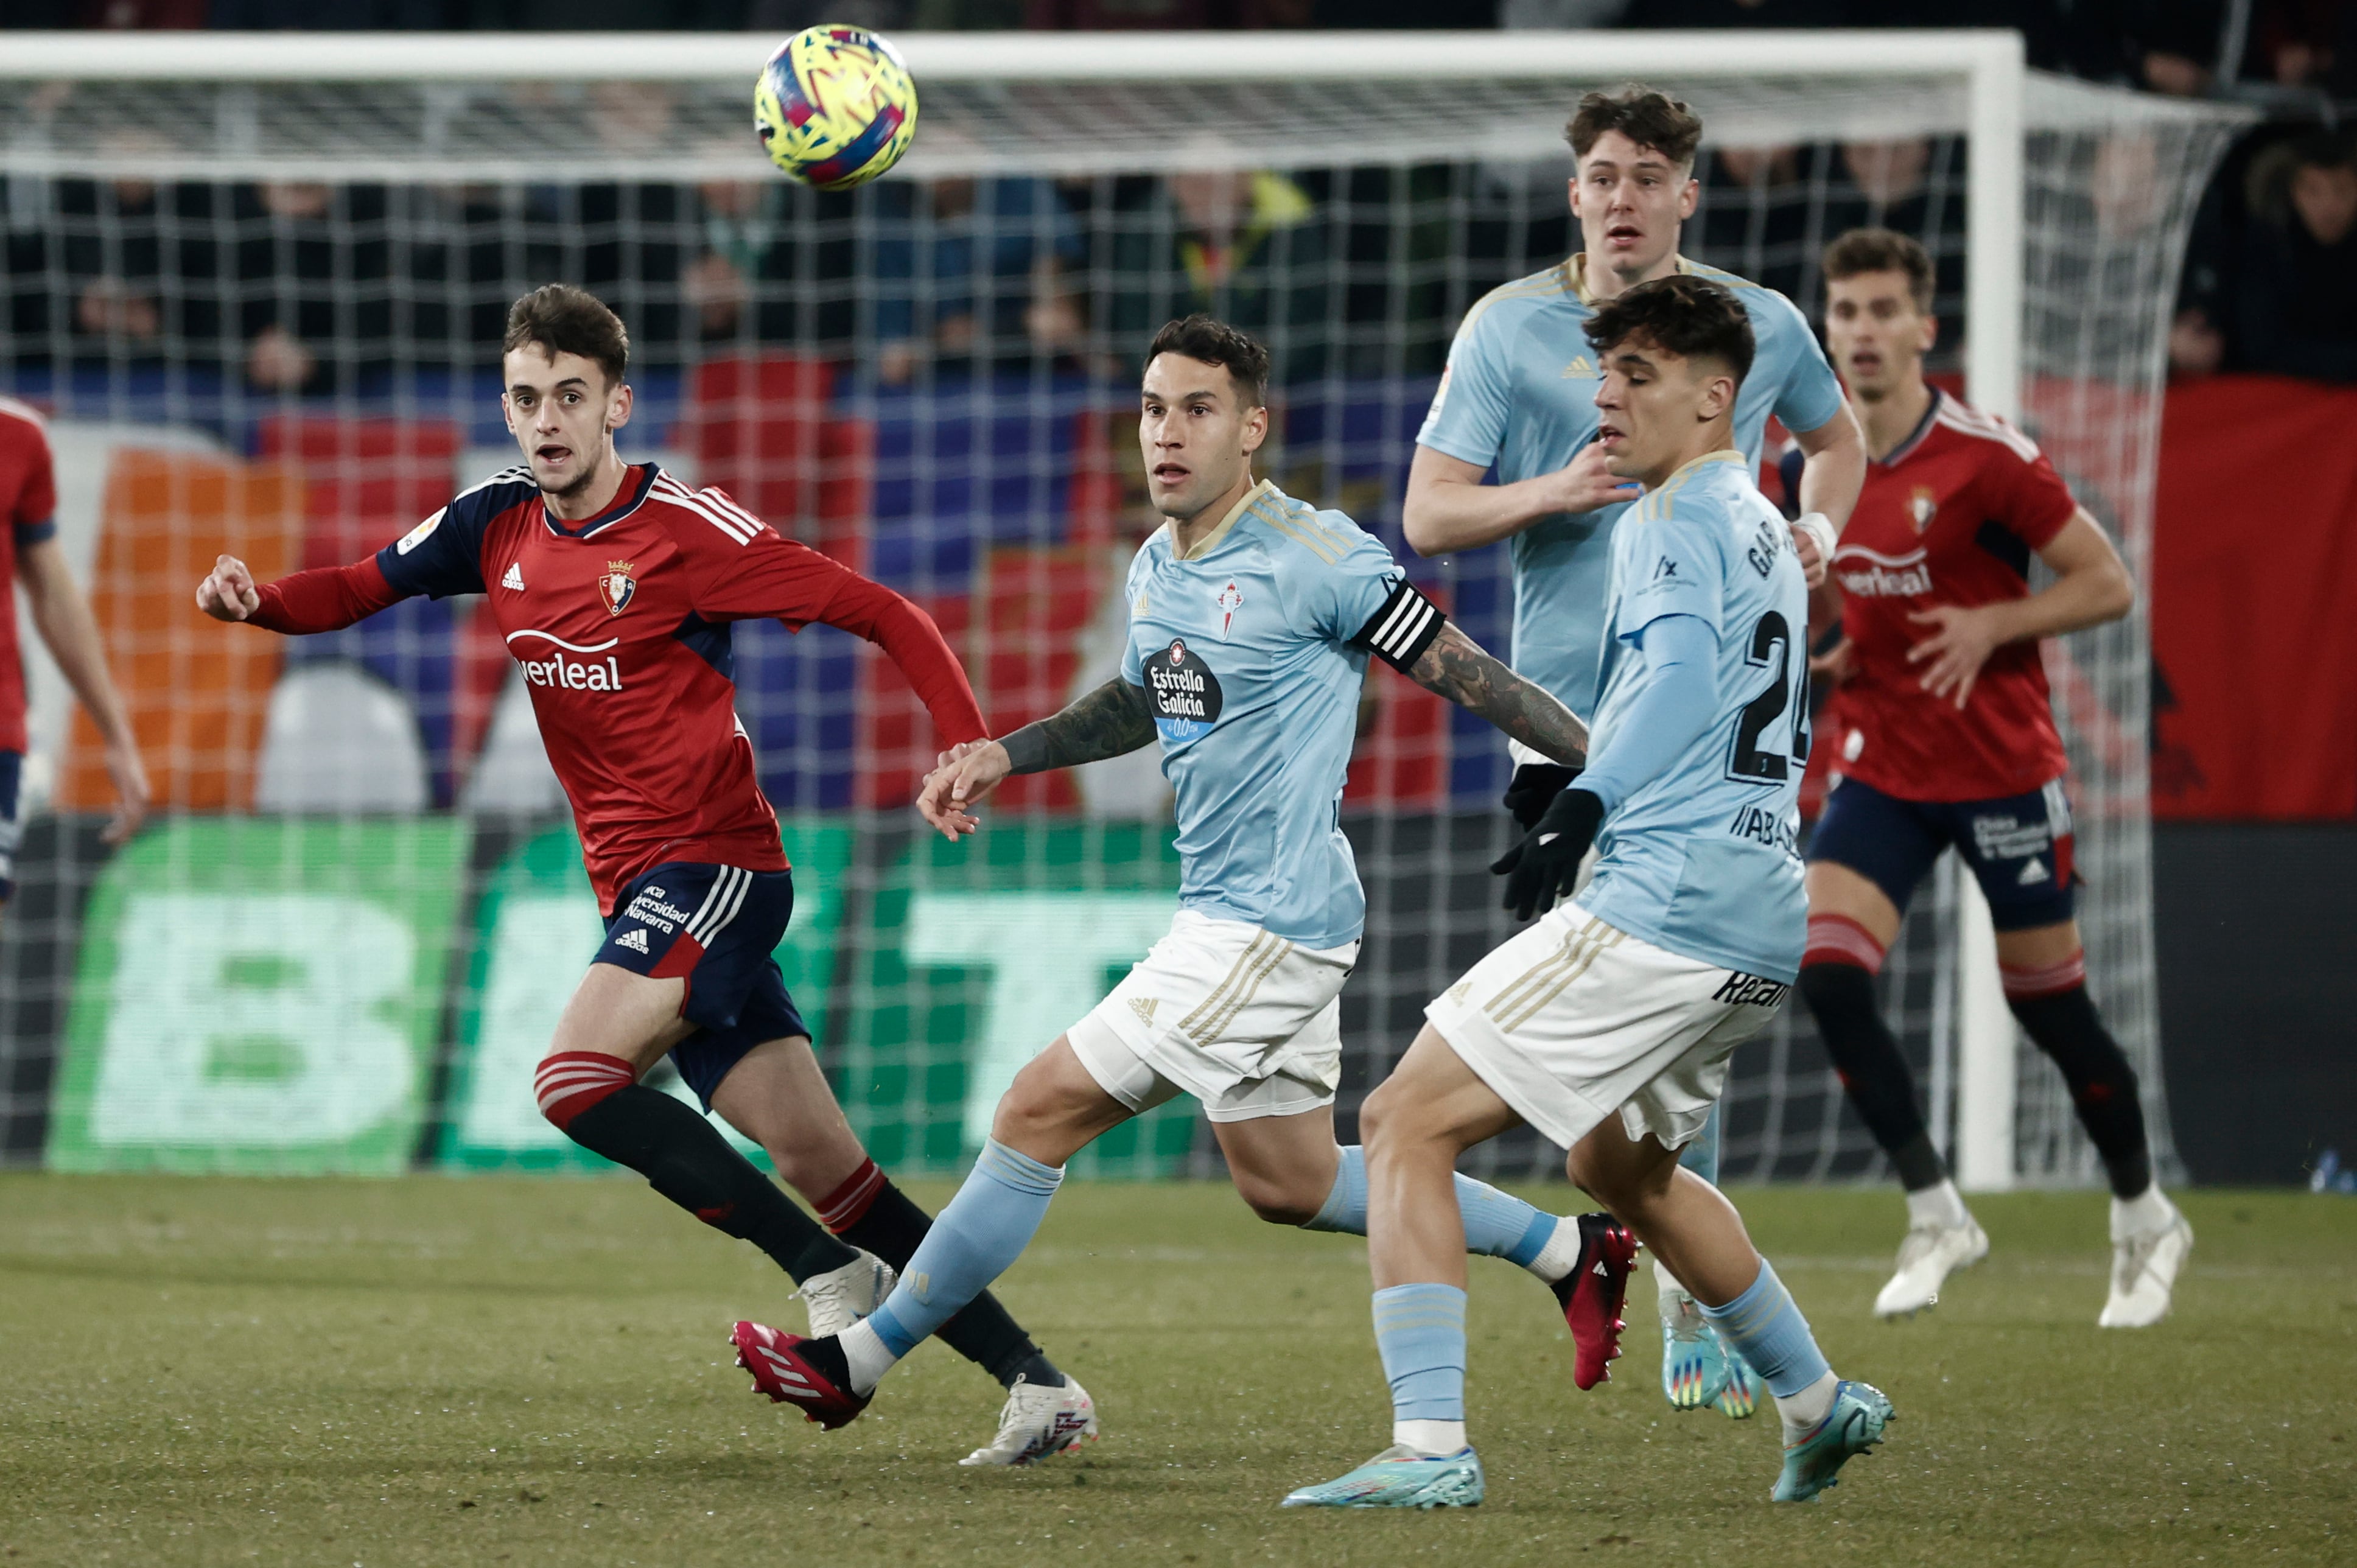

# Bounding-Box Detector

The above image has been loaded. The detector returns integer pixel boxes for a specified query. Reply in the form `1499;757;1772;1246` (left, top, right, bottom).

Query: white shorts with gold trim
1065;910;1358;1124
1425;903;1788;1152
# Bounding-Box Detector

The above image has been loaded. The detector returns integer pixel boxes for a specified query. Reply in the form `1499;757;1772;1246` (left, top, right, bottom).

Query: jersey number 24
1726;610;1812;785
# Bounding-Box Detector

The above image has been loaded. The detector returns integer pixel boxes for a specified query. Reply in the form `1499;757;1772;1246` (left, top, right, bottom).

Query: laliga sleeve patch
1146;637;1223;743
1353;579;1446;672
396;508;445;555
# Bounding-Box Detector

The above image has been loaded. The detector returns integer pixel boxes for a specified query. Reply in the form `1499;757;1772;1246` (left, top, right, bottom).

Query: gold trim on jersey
1171;477;1278;562
1633;448;1743;522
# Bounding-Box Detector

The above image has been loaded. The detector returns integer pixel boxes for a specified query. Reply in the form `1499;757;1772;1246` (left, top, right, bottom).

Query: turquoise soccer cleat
1659;1289;1734;1410
1282;1445;1485;1509
1773;1381;1895;1502
1714;1348;1763;1419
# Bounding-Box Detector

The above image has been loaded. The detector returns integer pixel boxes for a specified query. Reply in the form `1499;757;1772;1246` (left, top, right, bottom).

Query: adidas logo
501;561;525;590
1561;355;1596;378
613;926;651;954
1129;996;1159;1027
1447;981;1473;1005
2017;856;2050;886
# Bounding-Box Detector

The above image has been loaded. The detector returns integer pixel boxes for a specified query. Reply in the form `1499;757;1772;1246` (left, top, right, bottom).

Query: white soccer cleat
794;1248;895;1340
2100;1213;2193;1328
959;1374;1099;1467
1873;1218;1989;1318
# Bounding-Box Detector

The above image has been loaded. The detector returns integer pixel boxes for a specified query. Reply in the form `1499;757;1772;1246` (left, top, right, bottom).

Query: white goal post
0;31;2245;1185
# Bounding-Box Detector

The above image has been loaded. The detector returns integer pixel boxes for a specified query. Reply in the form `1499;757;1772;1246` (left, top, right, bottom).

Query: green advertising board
46;817;470;1175
844;821;1189;1180
437;822;850;1171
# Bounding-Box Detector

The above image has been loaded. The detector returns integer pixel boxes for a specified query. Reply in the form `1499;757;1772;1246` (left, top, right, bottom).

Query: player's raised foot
1281;1446;1485;1509
794;1249;895;1340
1874;1217;1990;1318
2099;1210;2193;1328
1714;1350;1763;1419
1772;1380;1895;1503
959;1374;1099;1467
730;1321;870;1430
1658;1287;1734;1410
1550;1212;1639;1390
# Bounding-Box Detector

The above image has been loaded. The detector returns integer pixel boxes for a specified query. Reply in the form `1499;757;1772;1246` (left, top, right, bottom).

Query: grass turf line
0;1175;2346;1567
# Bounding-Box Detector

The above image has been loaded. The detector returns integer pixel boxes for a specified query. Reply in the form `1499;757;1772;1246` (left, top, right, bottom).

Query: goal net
0;32;2244;1185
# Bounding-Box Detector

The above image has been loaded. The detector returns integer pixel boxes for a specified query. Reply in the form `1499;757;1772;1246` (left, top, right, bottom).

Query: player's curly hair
1824;227;1936;313
1566;85;1704;171
503;284;629;387
1582;275;1755;388
1147;314;1271;408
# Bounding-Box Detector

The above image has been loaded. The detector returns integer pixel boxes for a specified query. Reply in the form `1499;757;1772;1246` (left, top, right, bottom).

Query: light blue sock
1372;1282;1467;1422
1303;1146;1560;1270
1695;1258;1831;1399
1679;1104;1722;1186
864;1139;1062;1359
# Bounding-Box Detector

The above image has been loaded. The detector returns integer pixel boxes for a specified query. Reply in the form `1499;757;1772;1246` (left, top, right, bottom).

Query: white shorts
1426;903;1788;1153
1065;911;1357;1124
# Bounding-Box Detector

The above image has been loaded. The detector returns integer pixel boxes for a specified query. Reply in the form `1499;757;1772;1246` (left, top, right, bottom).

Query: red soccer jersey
1822;390;2078;802
0;399;59;755
254;463;986;911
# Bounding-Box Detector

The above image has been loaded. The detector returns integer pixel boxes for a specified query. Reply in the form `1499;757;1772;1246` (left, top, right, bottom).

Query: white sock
1653;1256;1692;1306
840;1318;899;1395
2110;1185;2176;1242
1774;1369;1840;1446
1393;1418;1467;1457
1526;1216;1586;1284
1905;1180;1973;1231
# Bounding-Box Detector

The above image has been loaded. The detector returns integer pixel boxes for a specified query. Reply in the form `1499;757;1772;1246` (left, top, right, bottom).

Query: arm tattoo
1001;678;1157;774
1406;622;1588;767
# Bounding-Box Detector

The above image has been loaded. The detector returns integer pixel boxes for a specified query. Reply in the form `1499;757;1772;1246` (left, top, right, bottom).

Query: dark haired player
1294;277;1889;1510
1404;83;1866;1418
195;284;1094;1465
1803;229;2187;1326
728;314;1638;1440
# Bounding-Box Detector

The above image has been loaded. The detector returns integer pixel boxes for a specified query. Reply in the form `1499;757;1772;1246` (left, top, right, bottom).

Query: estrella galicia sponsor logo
1147;637;1223;743
506;629;625;691
1713;971;1791;1009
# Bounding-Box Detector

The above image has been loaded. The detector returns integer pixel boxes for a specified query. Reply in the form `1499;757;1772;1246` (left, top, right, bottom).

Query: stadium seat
253;663;433;815
56;450;303;814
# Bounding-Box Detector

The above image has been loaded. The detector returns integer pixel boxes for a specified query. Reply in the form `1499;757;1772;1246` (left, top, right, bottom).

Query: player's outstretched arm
1403;622;1588;768
23;536;148;844
1907;506;2132;709
915;679;1155;841
197;551;407;633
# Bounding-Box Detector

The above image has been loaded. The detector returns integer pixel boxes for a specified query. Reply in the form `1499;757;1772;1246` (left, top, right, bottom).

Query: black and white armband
1351;579;1447;672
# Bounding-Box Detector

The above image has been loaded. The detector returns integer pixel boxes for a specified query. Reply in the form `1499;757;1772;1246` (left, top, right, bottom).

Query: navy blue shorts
1807;774;2078;932
0;749;21;903
595;861;809;1109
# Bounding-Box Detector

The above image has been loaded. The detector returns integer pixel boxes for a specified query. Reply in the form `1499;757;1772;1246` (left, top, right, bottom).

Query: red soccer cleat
1551;1213;1640;1390
730;1320;872;1430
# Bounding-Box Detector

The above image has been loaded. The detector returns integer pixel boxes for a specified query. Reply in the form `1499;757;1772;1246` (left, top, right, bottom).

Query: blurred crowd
2;3;2351;391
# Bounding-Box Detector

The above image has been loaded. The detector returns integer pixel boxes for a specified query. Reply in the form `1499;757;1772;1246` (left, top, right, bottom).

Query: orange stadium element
57;451;303;813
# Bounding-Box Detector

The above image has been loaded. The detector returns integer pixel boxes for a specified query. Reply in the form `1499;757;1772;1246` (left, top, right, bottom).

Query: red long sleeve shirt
254;463;985;911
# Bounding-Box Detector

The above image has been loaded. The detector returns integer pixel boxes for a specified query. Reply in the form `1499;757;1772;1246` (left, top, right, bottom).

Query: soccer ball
753;26;919;191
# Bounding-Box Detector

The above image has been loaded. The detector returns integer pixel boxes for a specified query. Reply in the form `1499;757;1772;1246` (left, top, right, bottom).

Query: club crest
1215;580;1244;638
597;559;637;616
1908;487;1939;533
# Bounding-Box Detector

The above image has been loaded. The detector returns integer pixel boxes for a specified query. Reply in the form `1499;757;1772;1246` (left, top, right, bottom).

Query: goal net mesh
0;51;2241;1183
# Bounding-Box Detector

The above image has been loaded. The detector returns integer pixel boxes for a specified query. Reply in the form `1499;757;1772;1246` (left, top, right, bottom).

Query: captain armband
1351;580;1448;673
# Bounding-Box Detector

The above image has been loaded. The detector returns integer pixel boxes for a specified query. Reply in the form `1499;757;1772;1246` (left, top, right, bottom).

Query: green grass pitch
1;1175;2347;1566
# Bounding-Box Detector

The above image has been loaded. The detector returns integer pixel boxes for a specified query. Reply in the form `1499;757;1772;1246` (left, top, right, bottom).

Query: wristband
1793;511;1837;563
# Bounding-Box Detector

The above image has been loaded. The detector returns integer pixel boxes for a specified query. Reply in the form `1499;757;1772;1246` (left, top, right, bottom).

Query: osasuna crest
1908;486;1940;533
597;559;638;616
1215;580;1244;639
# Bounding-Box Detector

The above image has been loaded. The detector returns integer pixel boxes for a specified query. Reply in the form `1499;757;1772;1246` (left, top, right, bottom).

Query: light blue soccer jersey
1417;255;1844;718
1579;450;1810;982
1119;480;1409;950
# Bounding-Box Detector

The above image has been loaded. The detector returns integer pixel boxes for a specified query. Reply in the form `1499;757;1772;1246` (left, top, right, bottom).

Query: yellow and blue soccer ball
753;26;919;190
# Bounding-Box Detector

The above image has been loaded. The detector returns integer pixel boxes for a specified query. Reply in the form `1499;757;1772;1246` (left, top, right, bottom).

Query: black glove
1490;787;1605;922
1502;761;1581;831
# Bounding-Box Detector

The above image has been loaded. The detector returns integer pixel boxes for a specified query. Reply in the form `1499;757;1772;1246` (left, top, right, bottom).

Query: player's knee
534;1051;637;1135
1231;1169;1323;1227
1359;1074;1409;1150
